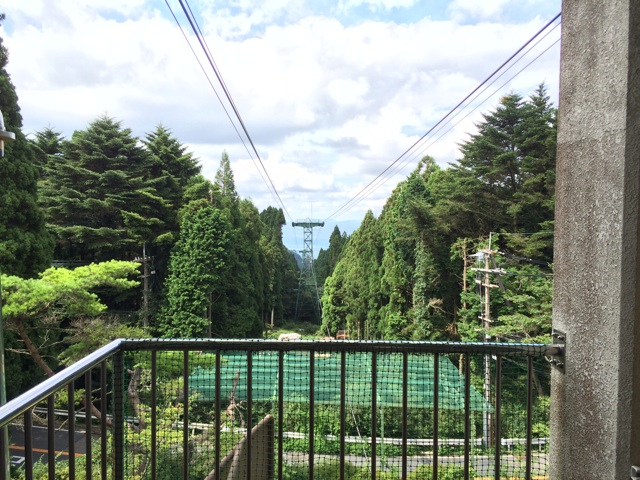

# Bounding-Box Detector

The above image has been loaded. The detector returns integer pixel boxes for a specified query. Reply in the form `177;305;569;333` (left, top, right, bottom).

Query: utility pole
471;234;501;449
134;244;153;328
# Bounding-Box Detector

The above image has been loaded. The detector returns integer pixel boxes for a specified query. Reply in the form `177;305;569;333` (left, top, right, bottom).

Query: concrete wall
551;0;640;478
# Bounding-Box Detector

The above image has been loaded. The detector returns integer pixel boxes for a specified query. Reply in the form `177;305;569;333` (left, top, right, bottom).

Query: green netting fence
117;342;552;479
188;352;488;411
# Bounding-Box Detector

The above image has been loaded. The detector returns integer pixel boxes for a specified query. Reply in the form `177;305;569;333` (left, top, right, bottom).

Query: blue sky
1;0;561;254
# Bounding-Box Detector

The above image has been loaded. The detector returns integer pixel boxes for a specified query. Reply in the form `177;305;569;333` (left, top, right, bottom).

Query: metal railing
0;339;563;480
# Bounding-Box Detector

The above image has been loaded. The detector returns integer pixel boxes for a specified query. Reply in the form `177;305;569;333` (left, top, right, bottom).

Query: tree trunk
128;366;146;431
17;322;54;376
16;321;110;426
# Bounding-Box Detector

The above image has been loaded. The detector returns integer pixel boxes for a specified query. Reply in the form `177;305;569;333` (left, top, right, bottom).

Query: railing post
277;350;284;480
371;351;377;480
151;351;158;480
433;353;439;480
402;352;408;480
113;349;125;480
494;355;502;480
309;351;315;480
339;351;346;480
100;360;108;478
183;350;190;480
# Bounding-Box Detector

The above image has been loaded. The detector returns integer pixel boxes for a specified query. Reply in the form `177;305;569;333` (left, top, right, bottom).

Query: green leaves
1;260;140;324
319;85;557;343
159;202;231;338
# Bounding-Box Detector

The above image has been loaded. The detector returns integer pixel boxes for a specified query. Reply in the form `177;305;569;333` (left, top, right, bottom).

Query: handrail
0;339;123;427
119;338;563;356
0;337;563;428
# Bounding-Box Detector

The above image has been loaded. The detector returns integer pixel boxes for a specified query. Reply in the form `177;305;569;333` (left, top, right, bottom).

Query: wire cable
167;0;293;222
324;12;561;222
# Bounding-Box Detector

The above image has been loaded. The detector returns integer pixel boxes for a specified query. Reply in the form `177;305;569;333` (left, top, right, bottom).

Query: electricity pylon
292;219;324;322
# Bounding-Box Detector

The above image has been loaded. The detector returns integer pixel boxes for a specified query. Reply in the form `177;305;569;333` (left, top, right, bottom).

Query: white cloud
1;0;561;248
448;0;512;20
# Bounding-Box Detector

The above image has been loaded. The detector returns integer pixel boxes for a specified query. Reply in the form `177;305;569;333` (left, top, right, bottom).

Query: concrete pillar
551;0;640;478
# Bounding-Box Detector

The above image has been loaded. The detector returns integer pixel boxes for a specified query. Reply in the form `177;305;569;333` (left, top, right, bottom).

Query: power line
324;12;562;222
390;31;561;181
165;0;293;222
328;34;560;221
178;0;292;222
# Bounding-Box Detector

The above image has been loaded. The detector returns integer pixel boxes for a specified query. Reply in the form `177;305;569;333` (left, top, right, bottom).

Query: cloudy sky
1;0;561;253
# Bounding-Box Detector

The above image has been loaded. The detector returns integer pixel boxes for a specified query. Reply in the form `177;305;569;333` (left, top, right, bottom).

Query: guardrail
0;339;562;479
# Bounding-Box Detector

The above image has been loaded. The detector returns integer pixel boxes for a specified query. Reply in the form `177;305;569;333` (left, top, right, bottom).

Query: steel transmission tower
292;219;324;322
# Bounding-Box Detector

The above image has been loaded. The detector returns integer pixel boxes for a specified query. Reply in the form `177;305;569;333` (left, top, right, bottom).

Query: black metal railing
0;339;563;480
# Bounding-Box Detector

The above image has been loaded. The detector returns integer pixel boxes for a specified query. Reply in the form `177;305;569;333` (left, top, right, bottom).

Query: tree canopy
321;85;557;342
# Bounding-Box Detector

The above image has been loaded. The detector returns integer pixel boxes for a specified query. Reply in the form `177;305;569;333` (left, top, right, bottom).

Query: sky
0;0;562;254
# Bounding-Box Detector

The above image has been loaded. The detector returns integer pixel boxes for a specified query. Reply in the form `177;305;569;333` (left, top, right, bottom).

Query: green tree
141;124;201;247
259;207;293;327
209;153;264;337
454;86;557;238
322;211;382;338
30;126;65;176
40;115;170;262
315;225;348;288
1;260;140;401
159;200;231;337
0;20;54;277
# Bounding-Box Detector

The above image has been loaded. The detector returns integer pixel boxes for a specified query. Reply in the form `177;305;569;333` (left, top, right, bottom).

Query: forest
317;87;556;345
0;23;556;402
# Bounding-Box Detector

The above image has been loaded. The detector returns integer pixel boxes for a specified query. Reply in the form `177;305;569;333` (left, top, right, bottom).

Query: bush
408;464;476;480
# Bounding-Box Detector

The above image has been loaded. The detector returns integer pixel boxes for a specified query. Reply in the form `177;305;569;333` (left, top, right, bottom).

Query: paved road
8;424;88;467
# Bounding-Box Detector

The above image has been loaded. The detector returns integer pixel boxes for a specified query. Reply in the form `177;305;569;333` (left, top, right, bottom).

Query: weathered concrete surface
551;0;640;478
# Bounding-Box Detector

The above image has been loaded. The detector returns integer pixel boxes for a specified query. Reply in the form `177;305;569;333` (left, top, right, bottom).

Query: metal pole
0;111;15;480
0;276;9;480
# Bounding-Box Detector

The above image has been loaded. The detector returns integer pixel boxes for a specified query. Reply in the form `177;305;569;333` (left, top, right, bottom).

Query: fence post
113;349;125;480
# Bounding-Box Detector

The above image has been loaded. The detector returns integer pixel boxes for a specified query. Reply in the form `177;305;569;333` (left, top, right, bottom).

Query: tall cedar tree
321;210;382;338
211;152;263;337
259;206;296;327
159;200;231;338
41;116;170;261
140;125;201;296
0;21;53;277
315;226;348;288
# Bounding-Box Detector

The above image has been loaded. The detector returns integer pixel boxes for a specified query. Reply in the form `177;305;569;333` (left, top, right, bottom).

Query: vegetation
1;20;557;478
0;14;53;278
321;87;556;346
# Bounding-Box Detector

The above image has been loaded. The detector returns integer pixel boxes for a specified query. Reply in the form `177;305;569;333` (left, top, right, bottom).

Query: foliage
11;440;109;480
321;210;382;338
158;201;231;337
320;85;557;344
0;23;53;277
407;464;475;480
1;261;140;378
315;225;348;287
283;461;396;480
40;115;166;261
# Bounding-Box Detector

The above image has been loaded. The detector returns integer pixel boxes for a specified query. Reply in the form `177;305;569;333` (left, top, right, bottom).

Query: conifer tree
210;152;263;337
41;115;170;261
0;19;53;277
159;200;231;337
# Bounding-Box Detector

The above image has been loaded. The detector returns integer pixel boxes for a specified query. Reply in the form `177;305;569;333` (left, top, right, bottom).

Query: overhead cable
178;0;293;222
324;12;562;222
166;0;293;222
